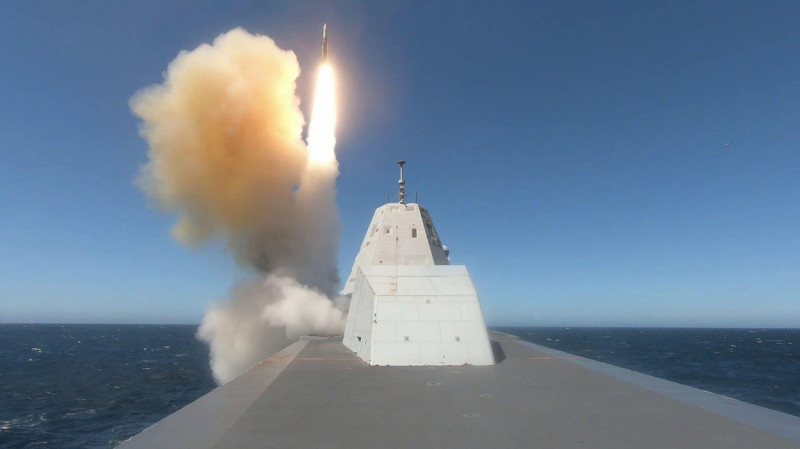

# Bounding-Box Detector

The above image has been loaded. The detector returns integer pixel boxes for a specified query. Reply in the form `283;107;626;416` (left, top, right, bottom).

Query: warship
118;162;800;449
118;27;800;449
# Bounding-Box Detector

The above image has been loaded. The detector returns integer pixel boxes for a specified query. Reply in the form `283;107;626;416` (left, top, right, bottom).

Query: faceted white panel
358;335;373;362
364;276;398;296
394;322;442;342
460;303;486;322
372;322;396;342
465;342;495;365
343;269;376;355
395;277;439;296
421;342;469;365
371;342;422;365
376;301;419;322
418;303;462;322
428;276;477;296
341;202;494;366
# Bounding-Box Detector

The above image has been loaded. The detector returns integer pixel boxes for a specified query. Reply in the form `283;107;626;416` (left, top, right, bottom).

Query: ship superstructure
341;162;494;366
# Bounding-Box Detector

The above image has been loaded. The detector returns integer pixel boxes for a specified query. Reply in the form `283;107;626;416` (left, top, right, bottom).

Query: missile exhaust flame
307;63;337;165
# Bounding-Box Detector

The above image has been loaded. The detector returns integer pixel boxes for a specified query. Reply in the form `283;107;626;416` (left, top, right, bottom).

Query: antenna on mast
397;160;407;204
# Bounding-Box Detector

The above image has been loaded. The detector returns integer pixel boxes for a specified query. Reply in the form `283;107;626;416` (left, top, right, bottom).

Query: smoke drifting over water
132;28;344;384
196;275;343;383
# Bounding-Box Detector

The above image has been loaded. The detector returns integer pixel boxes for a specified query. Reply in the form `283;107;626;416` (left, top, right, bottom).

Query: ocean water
1;325;798;448
0;324;216;449
498;327;800;417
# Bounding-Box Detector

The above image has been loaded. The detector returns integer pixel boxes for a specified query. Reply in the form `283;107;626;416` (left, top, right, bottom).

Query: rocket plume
131;28;344;384
307;64;336;165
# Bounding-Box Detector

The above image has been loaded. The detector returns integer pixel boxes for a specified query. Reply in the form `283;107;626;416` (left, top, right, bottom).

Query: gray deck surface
119;333;800;449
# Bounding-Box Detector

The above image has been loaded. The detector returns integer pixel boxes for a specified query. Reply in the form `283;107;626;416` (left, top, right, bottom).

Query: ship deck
118;332;800;449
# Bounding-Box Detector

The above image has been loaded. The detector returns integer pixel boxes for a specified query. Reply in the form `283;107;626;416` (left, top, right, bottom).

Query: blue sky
1;1;798;327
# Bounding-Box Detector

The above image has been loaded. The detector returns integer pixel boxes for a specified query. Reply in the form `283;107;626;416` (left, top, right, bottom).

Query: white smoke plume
131;28;345;384
196;275;344;384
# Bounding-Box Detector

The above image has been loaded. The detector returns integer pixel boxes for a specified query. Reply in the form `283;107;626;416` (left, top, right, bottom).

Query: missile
322;24;328;61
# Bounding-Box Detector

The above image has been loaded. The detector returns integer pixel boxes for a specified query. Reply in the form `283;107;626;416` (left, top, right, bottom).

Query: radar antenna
397;160;407;204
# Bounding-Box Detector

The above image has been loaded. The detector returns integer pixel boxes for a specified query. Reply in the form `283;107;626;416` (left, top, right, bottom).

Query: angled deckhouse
341;162;494;365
